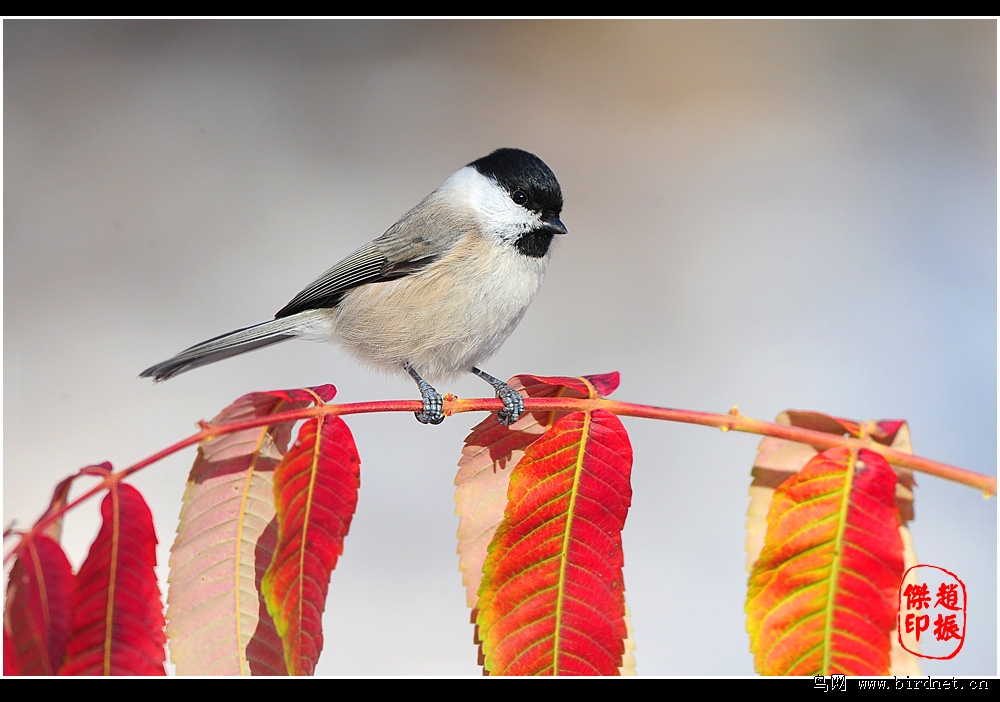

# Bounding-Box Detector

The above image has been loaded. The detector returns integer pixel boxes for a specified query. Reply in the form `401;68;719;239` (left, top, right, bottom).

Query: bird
140;148;566;426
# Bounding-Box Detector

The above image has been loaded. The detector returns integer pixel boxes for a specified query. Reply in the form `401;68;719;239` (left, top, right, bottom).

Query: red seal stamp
898;564;966;660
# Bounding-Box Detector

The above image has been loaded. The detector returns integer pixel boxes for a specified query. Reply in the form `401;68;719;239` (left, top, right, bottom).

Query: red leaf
59;483;165;675
750;411;917;549
748;412;920;675
580;371;620;397
29;462;114;544
746;448;904;676
873;420;907;445
35;476;77;543
261;416;361;676
4;535;74;675
4;629;19;676
456;373;620;610
514;371;620;401
780;411;910;448
167;386;334;676
477;409;633;675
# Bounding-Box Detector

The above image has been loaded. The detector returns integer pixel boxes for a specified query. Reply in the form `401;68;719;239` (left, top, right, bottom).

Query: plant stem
6;395;994;566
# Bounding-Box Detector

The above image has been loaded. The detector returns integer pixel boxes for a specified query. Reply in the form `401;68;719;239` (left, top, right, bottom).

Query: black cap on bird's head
469;148;564;224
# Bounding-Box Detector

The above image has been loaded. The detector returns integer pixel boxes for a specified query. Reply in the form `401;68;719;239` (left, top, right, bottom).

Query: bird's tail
140;316;308;381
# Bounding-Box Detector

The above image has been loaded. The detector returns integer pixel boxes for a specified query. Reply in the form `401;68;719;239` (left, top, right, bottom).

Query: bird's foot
494;383;524;426
472;367;524;426
407;365;445;425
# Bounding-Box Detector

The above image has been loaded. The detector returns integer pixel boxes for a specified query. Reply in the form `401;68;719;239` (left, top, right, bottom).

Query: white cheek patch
440;166;541;244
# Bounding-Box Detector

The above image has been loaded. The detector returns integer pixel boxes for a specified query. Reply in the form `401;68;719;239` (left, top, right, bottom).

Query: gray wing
274;196;468;319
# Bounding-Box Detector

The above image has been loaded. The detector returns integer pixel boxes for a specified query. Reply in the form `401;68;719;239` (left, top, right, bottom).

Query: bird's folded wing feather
275;243;389;317
274;202;469;319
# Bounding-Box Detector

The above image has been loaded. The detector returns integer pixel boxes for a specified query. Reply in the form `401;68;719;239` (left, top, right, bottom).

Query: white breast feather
329;232;546;382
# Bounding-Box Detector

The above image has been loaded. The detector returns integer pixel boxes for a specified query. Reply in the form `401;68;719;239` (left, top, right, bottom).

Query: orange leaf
747;410;920;675
746;447;904;675
456;373;619;610
477;409;633;675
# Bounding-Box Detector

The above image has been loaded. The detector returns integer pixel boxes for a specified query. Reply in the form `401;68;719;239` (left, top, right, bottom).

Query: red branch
5;395;994;566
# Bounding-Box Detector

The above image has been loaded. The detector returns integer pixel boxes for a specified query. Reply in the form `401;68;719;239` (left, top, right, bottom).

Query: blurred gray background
3;20;996;676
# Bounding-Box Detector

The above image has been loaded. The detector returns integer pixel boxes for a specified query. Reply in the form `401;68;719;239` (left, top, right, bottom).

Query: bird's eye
511;189;528;206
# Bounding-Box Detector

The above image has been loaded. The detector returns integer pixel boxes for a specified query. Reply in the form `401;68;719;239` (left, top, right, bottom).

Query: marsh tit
140;148;566;426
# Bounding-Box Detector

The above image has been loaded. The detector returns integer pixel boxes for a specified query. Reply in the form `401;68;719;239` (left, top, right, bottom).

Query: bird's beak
545;217;568;236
